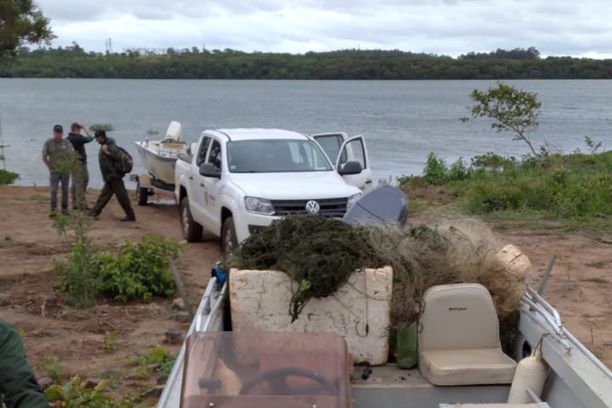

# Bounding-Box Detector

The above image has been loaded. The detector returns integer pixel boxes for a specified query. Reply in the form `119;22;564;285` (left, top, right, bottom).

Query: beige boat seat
418;283;517;386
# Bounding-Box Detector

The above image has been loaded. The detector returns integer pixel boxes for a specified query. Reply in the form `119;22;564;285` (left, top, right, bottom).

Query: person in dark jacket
0;319;49;408
89;130;136;222
66;122;94;210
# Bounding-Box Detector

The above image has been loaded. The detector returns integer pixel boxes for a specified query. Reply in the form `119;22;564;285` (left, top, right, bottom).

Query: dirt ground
0;185;610;403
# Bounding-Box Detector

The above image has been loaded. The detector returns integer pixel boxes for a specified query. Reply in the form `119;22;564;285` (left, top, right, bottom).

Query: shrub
94;235;182;302
89;123;114;132
0;169;19;184
55;234;183;305
448;157;470;181
470;152;516;170
423;152;448;185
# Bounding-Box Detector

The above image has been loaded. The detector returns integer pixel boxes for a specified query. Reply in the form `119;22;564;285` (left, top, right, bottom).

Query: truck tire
221;217;238;254
137;185;148;206
180;197;202;242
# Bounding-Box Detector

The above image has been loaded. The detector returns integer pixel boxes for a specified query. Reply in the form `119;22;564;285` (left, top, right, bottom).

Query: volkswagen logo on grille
305;200;320;215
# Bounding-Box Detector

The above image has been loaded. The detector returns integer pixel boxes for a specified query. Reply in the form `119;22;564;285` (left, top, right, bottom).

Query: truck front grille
271;198;348;217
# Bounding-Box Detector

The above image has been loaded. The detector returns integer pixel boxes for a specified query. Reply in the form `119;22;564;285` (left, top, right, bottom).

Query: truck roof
209;128;309;141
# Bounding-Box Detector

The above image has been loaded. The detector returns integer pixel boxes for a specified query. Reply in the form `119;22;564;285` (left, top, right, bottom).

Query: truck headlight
347;193;362;211
245;197;275;215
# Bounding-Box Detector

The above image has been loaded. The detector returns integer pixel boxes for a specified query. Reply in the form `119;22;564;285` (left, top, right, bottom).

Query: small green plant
39;356;64;383
98;370;123;389
89;123;114;132
423;152;448;185
102;331;116;352
45;376;139;408
448;157;469;181
54;238;98;308
0;168;19;184
584;136;603;154
135;345;176;378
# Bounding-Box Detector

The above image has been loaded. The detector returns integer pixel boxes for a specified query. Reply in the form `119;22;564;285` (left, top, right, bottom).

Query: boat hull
134;141;187;185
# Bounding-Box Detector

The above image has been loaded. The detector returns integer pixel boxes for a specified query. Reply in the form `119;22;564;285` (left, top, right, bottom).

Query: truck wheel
221;217;238;254
180;197;202;242
137;186;148;206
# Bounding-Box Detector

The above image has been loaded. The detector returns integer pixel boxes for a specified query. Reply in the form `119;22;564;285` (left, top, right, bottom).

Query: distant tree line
2;45;612;79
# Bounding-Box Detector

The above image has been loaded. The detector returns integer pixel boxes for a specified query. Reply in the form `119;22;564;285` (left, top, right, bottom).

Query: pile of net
229;214;529;328
230;216;382;321
364;216;529;328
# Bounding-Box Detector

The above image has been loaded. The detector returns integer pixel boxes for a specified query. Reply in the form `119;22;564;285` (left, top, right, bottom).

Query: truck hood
229;171;360;200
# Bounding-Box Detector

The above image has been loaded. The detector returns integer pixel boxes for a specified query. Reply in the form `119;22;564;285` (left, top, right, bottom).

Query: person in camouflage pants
89;130;136;222
0;319;48;408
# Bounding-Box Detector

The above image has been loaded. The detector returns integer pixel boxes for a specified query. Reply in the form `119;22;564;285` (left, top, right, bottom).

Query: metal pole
537;255;556;295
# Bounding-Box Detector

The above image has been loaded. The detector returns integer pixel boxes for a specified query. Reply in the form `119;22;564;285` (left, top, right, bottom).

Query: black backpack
115;146;133;174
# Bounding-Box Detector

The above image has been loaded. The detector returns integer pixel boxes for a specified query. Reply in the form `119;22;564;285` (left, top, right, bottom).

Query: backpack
115;146;133;174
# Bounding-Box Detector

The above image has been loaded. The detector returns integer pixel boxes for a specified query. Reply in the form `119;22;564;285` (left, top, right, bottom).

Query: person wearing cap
89;130;136;222
42;125;76;217
66;122;94;210
0;319;49;408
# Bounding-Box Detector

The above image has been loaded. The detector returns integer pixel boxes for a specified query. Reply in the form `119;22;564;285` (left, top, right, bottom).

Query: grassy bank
400;150;612;232
0;168;19;184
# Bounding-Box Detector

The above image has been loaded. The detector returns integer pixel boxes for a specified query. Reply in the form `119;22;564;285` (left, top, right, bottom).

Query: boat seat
418;283;517;386
439;404;550;408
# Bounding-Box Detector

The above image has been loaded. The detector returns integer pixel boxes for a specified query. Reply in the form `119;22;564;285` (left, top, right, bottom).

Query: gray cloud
36;0;612;57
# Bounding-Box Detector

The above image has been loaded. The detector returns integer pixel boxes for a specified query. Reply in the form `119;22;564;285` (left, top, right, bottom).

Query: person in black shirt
66;122;94;210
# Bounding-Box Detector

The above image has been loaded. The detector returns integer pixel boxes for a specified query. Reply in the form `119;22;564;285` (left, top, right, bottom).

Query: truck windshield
227;139;333;173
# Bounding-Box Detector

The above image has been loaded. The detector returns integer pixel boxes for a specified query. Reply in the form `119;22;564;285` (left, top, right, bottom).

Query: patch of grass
401;151;611;230
99;370;123;389
39;356;64;383
0;169;19;185
135;345;176;378
45;376;147;408
102;331;117;352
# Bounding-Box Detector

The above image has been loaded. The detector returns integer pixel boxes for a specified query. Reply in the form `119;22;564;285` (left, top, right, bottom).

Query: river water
0;78;610;188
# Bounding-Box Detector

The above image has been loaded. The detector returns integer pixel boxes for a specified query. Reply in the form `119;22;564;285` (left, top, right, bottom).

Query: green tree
469;82;542;156
0;0;54;60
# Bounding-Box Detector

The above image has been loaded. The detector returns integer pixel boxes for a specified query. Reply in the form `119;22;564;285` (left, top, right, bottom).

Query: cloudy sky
36;0;612;57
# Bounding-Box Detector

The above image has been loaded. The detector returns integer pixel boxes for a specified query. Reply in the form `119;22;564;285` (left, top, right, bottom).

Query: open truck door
335;135;372;190
312;133;372;190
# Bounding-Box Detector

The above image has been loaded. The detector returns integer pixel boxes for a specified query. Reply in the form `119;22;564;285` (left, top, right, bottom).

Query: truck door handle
200;183;205;187
189;176;193;180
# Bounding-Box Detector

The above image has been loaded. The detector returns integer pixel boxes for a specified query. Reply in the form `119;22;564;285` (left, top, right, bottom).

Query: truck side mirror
338;161;362;175
199;163;221;178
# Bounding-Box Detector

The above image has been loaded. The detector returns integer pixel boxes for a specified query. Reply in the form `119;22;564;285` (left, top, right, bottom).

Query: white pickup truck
174;128;372;251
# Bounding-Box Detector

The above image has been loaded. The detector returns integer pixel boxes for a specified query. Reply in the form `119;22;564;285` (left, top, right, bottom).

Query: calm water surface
0;79;611;188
